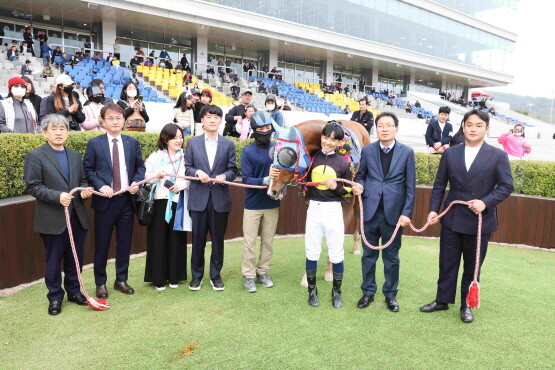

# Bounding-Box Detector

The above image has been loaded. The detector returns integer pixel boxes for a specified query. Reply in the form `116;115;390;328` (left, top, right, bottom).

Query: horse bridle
273;128;314;185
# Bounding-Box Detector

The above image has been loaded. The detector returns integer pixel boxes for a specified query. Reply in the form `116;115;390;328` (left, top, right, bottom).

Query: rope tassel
466;281;480;308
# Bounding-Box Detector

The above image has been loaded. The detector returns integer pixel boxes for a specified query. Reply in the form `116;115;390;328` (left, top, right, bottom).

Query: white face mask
127;89;137;98
11;86;26;98
266;104;275;111
514;132;523;136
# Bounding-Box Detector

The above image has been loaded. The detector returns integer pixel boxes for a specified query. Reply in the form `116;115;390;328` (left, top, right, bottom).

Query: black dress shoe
96;284;108;299
68;293;87;306
460;306;474;323
357;294;374;309
420;300;449;313
48;301;62;315
385;297;399;312
114;281;135;294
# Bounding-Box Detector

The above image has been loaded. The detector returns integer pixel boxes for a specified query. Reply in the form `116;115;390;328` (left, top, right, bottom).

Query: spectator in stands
180;55;191;72
106;52;114;63
386;97;394;106
257;80;266;93
237;105;255;141
23;27;35;56
190;88;201;105
160;47;170;61
92;52;102;62
129;56;140;73
42;64;54;78
262;64;269;74
281;100;291;111
265;95;284;127
84;79;113;106
20;60;33;76
243;61;250;74
218;66;227;81
0;77;39;133
22;76;42;116
52;46;62;63
165;59;173;70
350;98;374;134
488;107;496;116
425;106;453;154
344;85;350;96
193;89;213;124
40;43;52;67
343;105;351;114
7;46;19;61
74;49;85;62
231;83;240;100
117;81;149;127
269;67;278;79
0;27;3;47
82;84;107;131
111;56;120;67
113;39;121;61
23;113;92;316
20;42;28;54
224;89;254;137
414;100;421;108
174;92;195;136
67;55;78;67
206;65;215;75
40;74;85;131
146;49;154;64
182;71;192;86
405;101;412;113
498;124;531;160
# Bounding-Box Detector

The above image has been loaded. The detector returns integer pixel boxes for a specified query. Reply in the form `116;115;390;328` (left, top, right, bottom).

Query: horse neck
296;121;324;154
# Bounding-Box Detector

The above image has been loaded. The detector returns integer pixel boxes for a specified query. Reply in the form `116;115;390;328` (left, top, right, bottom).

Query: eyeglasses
377;124;396;130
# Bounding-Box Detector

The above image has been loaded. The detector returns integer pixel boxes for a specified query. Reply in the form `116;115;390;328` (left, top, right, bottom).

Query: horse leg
300;272;308;287
325;259;333;281
353;229;361;255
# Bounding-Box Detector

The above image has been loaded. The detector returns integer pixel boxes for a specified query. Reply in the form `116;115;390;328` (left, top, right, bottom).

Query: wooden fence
1;187;553;289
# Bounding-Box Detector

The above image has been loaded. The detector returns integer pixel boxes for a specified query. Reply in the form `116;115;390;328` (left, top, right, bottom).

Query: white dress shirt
464;145;481;171
107;134;130;189
379;140;396;152
205;134;218;169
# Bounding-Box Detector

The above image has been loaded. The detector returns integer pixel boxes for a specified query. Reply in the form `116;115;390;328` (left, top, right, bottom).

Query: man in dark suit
355;112;416;312
425;106;453;154
350;97;374;135
185;105;237;291
83;103;145;299
420;109;513;323
24;113;93;315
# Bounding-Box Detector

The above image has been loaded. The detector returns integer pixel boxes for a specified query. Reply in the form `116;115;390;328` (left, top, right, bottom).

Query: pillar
269;40;278;70
325;51;334;85
101;17;116;58
194;25;209;74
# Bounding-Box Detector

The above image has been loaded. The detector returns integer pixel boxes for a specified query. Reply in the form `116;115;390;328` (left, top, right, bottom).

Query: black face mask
91;95;104;104
251;130;273;149
63;86;73;94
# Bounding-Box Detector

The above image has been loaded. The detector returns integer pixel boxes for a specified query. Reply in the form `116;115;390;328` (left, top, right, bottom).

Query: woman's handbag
136;184;155;226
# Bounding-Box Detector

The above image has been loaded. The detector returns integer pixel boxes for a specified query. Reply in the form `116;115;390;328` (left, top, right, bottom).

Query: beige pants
242;208;279;278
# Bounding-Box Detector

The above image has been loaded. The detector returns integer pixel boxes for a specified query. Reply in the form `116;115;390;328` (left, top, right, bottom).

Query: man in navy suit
83;103;145;299
355;112;416;312
420;109;513;323
425;106;453;154
24;114;93;315
185;105;237;291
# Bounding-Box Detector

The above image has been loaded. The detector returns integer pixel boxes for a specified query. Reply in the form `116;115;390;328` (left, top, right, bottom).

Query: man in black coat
425;106;453;154
420;109;513;323
24;114;93;315
223;89;254;137
350;97;374;134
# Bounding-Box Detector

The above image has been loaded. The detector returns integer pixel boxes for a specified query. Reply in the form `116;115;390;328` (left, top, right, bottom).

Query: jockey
304;122;363;308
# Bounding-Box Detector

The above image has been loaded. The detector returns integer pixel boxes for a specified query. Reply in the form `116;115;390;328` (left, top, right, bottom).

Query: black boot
306;270;319;307
332;272;343;308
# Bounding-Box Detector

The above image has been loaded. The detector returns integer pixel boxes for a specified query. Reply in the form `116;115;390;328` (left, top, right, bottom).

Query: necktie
382;147;390;154
112;138;121;191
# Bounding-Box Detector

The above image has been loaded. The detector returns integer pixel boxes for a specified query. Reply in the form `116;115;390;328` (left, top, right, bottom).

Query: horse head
267;122;298;200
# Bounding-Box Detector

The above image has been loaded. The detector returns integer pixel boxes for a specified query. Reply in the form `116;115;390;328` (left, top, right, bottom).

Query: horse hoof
353;250;361;255
324;271;333;282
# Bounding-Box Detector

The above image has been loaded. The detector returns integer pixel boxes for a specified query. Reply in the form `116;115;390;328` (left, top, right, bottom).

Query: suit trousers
436;226;490;306
40;210;87;302
241;208;279;278
93;194;134;286
190;194;229;279
361;208;403;298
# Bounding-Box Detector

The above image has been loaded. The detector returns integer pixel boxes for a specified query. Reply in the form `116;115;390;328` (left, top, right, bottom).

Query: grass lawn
1;236;554;369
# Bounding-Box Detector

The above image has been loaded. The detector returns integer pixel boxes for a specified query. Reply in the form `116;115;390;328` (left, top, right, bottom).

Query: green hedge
1;133;554;199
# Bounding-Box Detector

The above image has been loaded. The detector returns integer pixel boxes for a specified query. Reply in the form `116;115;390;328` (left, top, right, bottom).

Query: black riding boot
307;270;319;307
332;272;343;308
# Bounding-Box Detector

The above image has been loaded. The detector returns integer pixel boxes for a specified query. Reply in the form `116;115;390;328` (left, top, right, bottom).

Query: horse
267;120;371;284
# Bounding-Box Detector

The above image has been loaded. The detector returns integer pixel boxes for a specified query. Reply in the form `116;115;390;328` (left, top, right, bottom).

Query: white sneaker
155;284;166;291
169;283;179;289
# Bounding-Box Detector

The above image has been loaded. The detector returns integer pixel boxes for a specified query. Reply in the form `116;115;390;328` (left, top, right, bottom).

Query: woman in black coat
22;76;42;116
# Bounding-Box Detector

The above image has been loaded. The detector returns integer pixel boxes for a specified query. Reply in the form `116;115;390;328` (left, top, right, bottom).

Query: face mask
251;130;273;149
92;95;104;104
514;132;523;136
127;90;137;98
63;85;73;94
11;86;26;98
266;104;275;111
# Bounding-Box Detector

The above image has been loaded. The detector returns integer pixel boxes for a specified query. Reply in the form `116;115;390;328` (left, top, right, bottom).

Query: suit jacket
24;144;89;234
429;143;513;235
184;134;238;213
355;141;416;225
83;134;145;211
425;120;453;146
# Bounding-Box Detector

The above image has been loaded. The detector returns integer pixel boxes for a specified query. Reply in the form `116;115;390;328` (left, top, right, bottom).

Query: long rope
65;176;482;310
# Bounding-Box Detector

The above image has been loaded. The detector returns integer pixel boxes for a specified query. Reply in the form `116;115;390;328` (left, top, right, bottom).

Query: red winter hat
201;88;213;98
8;77;26;90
